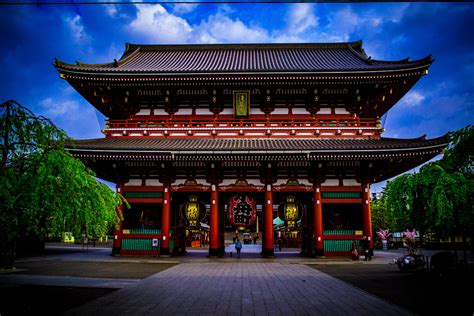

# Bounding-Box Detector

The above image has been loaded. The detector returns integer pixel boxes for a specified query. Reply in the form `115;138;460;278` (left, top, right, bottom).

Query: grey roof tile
55;42;432;74
67;136;448;153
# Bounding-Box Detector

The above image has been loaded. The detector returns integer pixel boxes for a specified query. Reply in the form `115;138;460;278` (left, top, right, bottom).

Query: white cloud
129;4;192;43
325;6;361;42
173;3;199;15
286;4;318;35
399;90;426;107
105;4;118;17
64;15;91;45
129;5;269;44
98;0;118;17
192;14;269;44
126;4;408;49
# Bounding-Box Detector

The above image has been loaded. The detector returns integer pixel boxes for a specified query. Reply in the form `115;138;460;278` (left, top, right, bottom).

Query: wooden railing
106;117;377;130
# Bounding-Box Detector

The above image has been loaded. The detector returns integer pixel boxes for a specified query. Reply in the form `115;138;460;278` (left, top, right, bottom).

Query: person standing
351;240;359;260
235;239;242;258
361;236;371;261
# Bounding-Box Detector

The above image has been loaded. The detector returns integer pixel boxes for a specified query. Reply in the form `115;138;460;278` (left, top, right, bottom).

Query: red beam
123;186;164;192
172;185;210;192
273;185;313;192
321;186;361;192
219;186;264;192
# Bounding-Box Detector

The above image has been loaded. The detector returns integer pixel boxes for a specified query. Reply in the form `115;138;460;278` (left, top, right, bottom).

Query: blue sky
1;2;473;192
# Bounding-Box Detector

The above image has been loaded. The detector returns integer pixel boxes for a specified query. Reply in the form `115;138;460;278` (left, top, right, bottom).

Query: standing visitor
235;239;242;258
361;236;371;261
351;240;359;260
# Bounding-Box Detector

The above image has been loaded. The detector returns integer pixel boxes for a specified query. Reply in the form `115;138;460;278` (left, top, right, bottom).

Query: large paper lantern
277;196;303;228
182;195;206;228
228;194;257;228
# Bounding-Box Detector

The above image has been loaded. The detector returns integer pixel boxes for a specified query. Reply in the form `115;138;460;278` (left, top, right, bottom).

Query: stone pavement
66;262;412;315
0;273;138;288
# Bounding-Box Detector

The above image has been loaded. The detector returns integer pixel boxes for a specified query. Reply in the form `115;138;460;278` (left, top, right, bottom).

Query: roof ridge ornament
346;43;371;63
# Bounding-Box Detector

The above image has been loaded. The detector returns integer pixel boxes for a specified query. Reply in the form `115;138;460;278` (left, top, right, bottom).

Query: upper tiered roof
55;41;432;75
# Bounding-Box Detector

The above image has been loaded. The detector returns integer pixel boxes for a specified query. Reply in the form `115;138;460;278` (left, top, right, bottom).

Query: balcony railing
106;117;377;130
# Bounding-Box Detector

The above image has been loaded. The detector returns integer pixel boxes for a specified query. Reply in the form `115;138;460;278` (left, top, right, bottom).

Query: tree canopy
373;125;473;243
1;100;123;266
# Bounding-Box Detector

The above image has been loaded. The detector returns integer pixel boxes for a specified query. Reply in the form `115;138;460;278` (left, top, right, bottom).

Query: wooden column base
161;248;170;256
218;246;225;256
208;247;221;257
314;248;324;257
112;246;121;256
262;247;274;257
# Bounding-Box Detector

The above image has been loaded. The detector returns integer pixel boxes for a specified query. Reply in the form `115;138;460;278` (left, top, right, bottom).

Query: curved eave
54;62;432;79
66;135;448;158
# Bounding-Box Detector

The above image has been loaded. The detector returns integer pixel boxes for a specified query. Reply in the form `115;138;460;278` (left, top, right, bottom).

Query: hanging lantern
182;195;206;228
278;196;303;228
228;194;257;228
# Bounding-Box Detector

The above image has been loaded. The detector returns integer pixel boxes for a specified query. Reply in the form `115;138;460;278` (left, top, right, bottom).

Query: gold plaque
233;91;250;117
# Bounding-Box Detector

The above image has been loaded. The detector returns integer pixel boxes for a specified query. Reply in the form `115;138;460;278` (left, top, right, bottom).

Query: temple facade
55;41;447;257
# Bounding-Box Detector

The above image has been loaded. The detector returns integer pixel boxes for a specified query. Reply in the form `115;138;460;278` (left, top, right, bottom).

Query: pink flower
377;229;392;240
403;229;417;239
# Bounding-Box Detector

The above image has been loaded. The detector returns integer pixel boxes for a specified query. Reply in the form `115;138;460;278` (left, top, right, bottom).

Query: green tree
440;125;473;175
370;192;392;233
0;100;123;267
382;125;473;258
385;174;415;232
444;126;473;259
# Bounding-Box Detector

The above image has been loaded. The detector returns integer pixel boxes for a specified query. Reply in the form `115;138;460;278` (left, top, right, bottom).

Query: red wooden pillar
362;180;373;254
262;184;274;257
209;184;220;256
112;183;124;256
313;184;324;256
161;185;171;256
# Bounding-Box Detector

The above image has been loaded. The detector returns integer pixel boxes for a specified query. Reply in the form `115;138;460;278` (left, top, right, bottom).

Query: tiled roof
67;136;447;153
55;42;432;75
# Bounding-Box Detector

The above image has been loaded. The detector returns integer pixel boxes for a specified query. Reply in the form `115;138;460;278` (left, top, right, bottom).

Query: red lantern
227;194;256;228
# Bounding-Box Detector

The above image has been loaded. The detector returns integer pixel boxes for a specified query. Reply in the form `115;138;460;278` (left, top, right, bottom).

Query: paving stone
65;262;413;315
